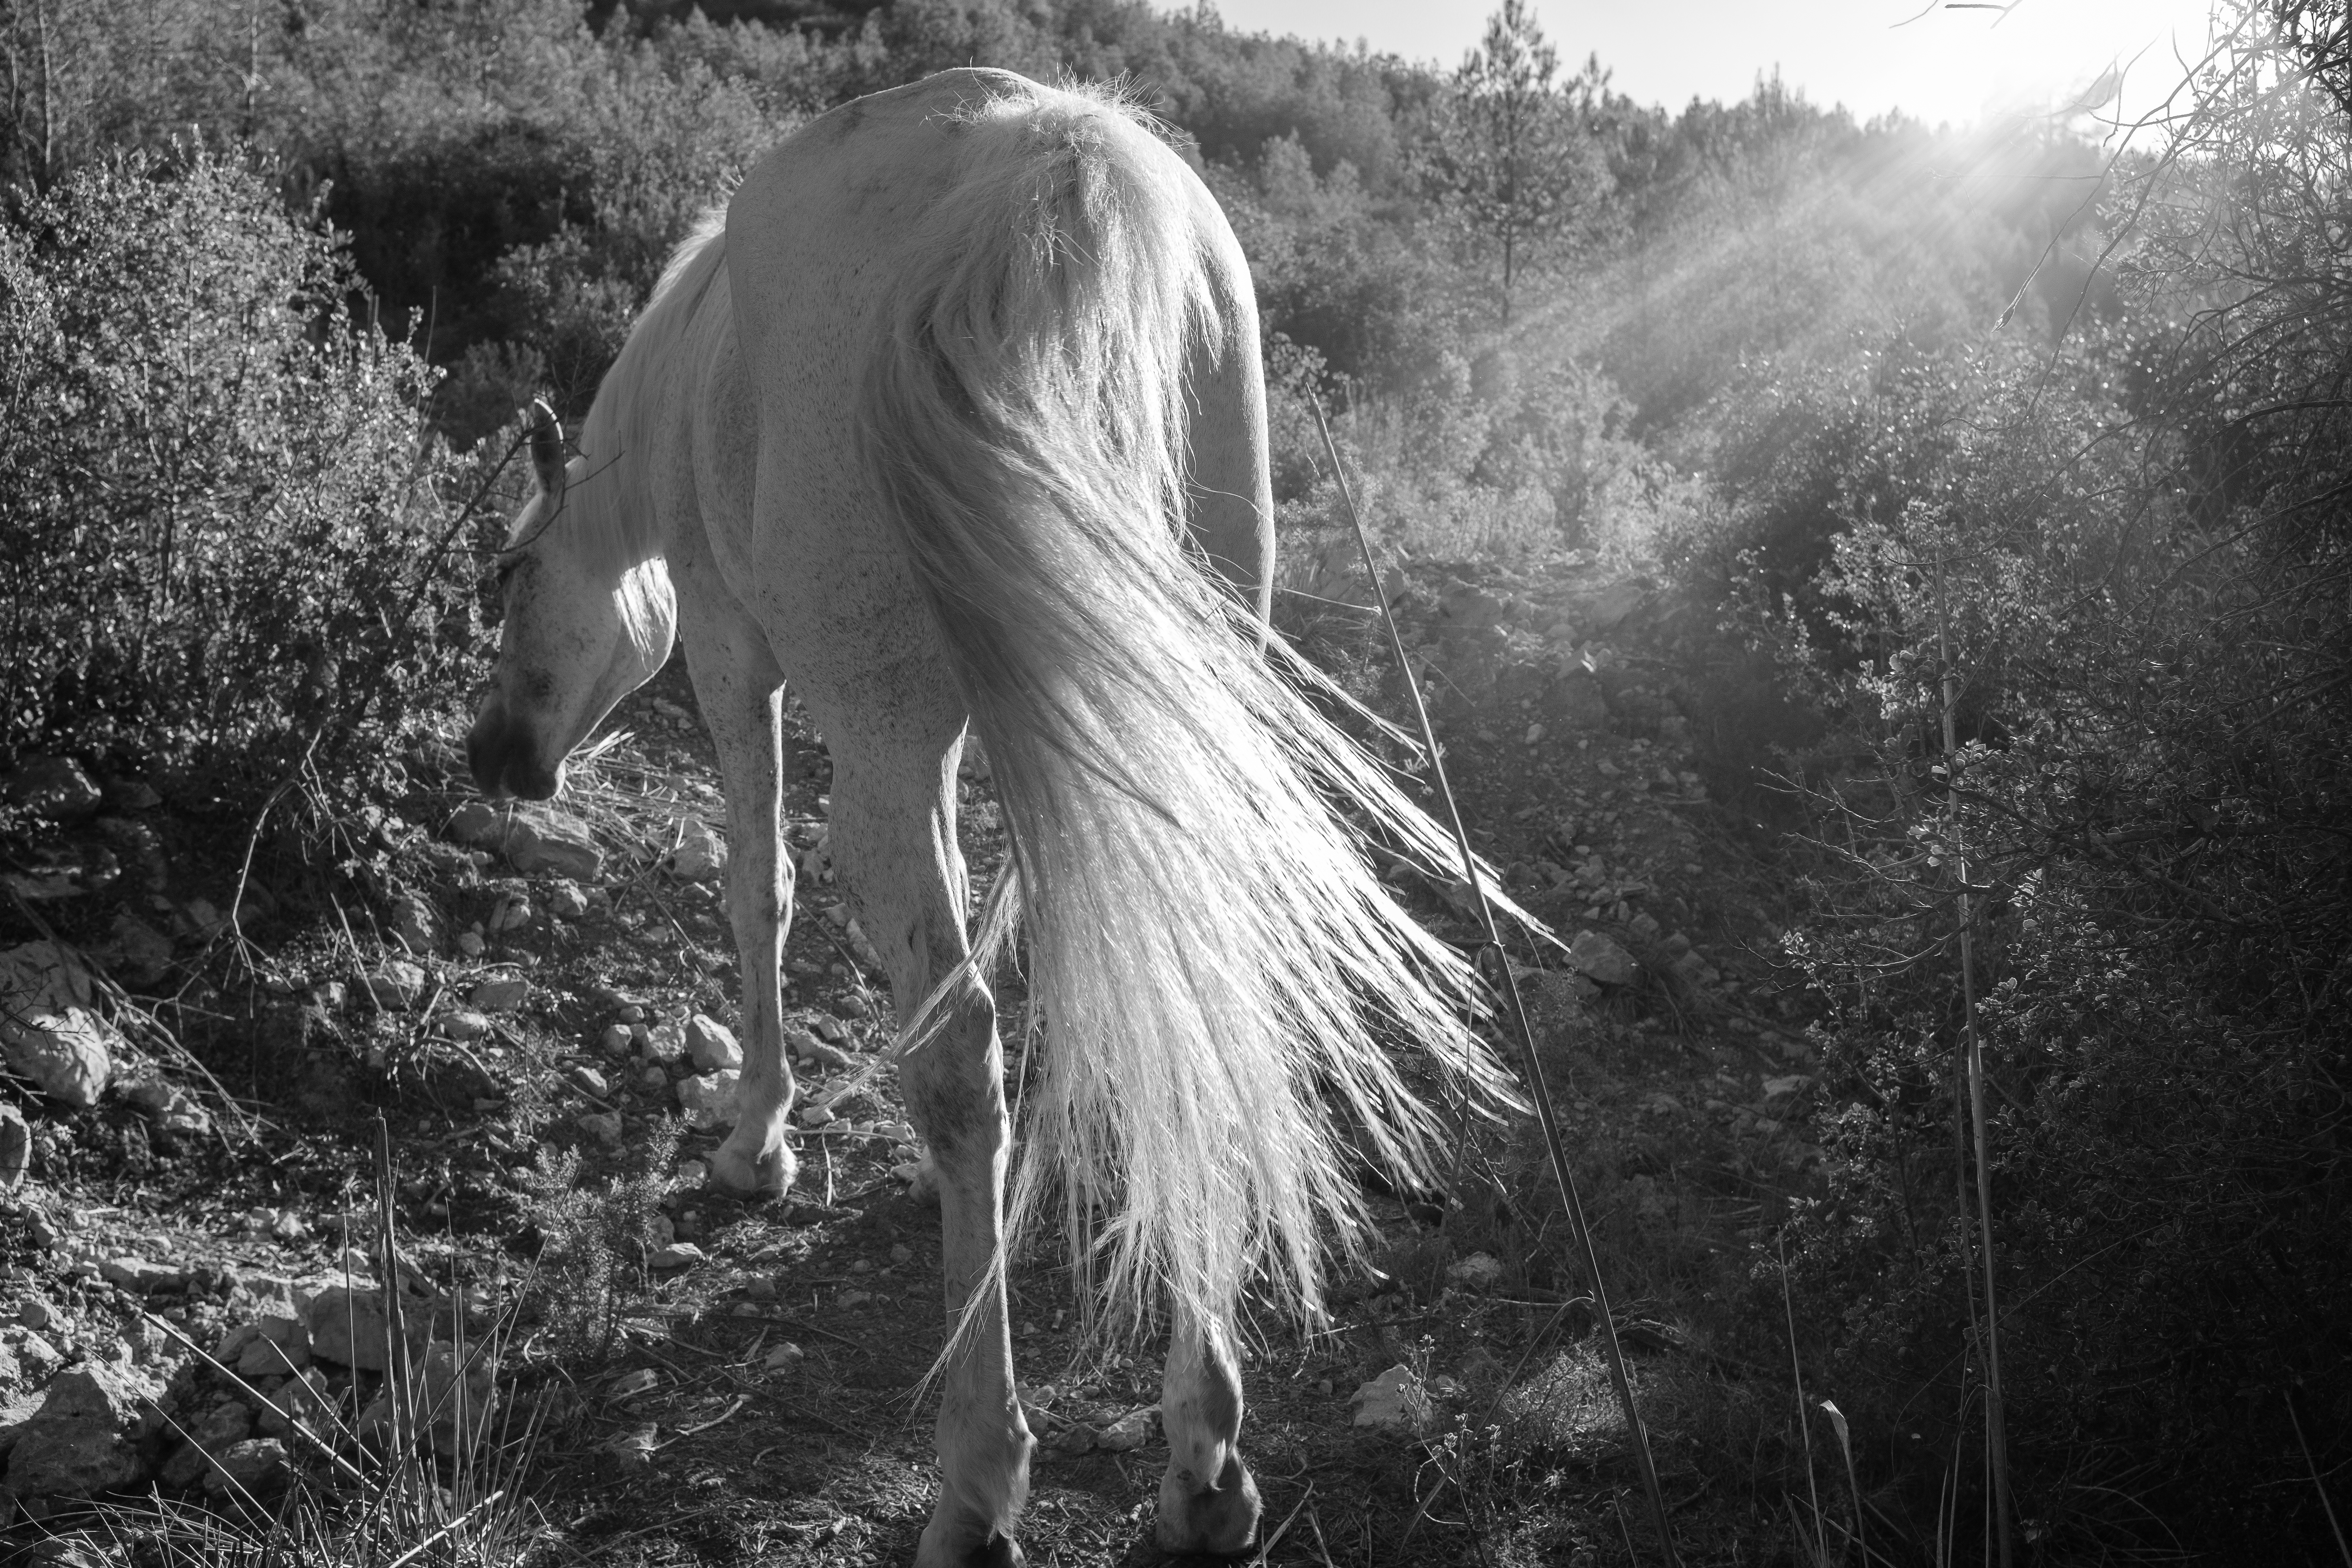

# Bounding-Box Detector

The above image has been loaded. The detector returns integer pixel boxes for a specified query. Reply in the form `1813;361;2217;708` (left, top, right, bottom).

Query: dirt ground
0;564;1832;1567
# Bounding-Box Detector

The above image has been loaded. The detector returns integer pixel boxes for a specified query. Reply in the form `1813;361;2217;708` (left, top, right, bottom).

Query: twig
653;1393;748;1448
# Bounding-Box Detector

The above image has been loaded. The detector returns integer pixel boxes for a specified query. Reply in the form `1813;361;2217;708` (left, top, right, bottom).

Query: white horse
467;69;1507;1565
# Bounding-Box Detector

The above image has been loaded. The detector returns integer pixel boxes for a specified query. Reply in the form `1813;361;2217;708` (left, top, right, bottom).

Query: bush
0;147;485;811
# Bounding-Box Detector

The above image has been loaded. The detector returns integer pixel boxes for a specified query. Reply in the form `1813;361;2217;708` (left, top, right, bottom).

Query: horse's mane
571;205;730;572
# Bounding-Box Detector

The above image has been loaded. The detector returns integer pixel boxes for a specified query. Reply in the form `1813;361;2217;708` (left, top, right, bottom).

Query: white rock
648;1242;706;1270
1445;1252;1504;1290
686;1014;742;1072
1349;1365;1429;1433
545;879;590;919
0;1103;29;1188
0;943;115;1106
471;976;530;1013
363;960;427;1011
667;819;726;882
761;1342;804;1370
503;809;603;881
577;1111;623;1144
677;1070;741;1131
1096;1405;1159;1452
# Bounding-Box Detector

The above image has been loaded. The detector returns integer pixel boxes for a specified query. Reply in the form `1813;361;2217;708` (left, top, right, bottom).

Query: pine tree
1420;0;1612;323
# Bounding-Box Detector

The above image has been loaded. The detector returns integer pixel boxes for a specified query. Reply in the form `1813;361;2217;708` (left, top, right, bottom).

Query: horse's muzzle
467;701;563;802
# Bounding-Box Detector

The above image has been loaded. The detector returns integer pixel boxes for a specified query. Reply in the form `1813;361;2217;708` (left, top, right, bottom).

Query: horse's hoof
707;1141;795;1199
1155;1453;1260;1555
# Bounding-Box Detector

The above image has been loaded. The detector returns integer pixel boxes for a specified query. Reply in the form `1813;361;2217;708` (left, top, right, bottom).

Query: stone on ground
505;809;602;880
666;819;726;881
305;1285;428;1372
686;1014;742;1071
3;758;103;820
677;1069;741;1131
1349;1364;1430;1434
1566;929;1640;988
2;1362;163;1501
0;943;116;1107
201;1437;293;1499
0;1104;28;1189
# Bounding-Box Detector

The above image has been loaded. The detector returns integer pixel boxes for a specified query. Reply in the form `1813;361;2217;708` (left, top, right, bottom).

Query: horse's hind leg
1158;1308;1262;1552
825;719;1032;1567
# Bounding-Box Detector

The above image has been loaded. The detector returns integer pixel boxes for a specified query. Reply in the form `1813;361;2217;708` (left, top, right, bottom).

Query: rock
686;1014;742;1072
470;976;530;1013
456;931;487;958
445;801;505;848
545;879;590;919
666;819;726;882
798;1102;834;1129
359;1342;493;1457
0;943;116;1106
677;1070;741;1131
761;1342;804;1371
387;893;440;956
1566;930;1639;988
599;1024;632;1057
19;1298;58;1330
1446;1252;1504;1290
576;1111;623;1145
305;1286;427;1373
0;1104;28;1189
254;1369;331;1441
233;1314;309;1378
4;758;103;820
636;1065;669;1094
201;1437;292;1499
441;1009;491;1041
2;1362;162;1500
363;961;427;1011
107;913;174;987
607;1368;658;1400
1096;1405;1158;1452
99;1257;183;1294
488;891;532;932
787;1025;853;1070
505;810;602;881
158;1400;253;1488
566;1064;609;1099
648;1242;706;1270
1349;1365;1429;1433
643;1017;686;1063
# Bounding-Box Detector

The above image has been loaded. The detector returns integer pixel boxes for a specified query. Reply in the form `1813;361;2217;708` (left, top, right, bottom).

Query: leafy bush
0;147;484;810
1750;324;2352;1555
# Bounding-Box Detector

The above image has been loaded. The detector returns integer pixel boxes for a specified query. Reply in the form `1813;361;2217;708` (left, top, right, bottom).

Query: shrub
0;147;485;811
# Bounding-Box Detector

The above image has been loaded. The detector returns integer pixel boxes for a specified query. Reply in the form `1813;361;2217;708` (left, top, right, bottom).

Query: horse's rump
843;74;1514;1334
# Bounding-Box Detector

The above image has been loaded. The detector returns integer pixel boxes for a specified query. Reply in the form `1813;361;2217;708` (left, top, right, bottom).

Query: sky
1205;0;2223;132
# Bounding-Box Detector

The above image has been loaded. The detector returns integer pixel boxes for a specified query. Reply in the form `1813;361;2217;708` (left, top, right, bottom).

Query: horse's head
468;402;676;800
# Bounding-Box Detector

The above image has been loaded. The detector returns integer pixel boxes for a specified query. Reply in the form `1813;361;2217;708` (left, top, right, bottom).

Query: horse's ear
528;399;566;500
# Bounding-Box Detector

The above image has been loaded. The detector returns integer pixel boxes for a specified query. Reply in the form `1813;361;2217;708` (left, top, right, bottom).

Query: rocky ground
0;552;1831;1566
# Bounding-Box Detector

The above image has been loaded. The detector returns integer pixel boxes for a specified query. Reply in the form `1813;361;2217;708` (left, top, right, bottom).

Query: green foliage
521;1117;683;1357
0;146;481;808
1416;0;1612;324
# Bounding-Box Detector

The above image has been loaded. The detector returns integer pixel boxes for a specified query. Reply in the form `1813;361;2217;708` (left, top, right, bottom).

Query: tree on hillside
1418;0;1611;323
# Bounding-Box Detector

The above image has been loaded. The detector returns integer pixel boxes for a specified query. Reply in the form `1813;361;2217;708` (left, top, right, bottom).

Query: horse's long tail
858;81;1516;1334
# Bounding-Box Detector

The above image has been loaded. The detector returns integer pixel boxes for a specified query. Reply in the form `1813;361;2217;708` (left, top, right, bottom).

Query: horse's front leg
680;604;800;1198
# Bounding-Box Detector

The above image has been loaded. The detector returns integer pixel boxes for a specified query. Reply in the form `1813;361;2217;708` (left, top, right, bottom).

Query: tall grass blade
1780;1237;1826;1564
1936;556;2013;1568
2288;1391;2352;1568
1314;397;1680;1568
